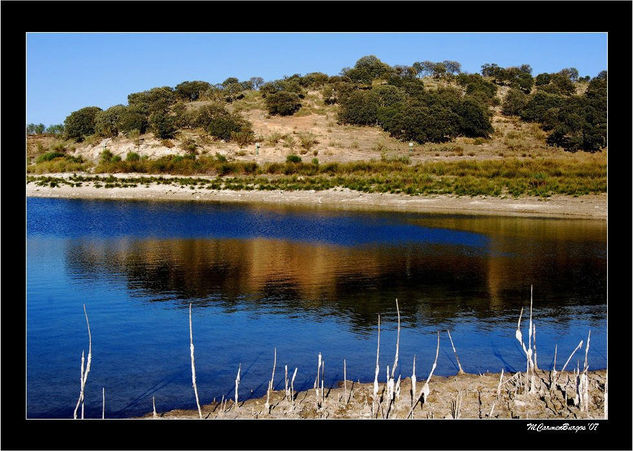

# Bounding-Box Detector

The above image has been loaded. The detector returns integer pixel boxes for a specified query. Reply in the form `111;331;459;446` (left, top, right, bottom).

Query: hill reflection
64;224;606;334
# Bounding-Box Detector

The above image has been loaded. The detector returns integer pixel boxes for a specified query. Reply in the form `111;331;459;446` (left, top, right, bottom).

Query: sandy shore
142;369;607;420
27;174;606;219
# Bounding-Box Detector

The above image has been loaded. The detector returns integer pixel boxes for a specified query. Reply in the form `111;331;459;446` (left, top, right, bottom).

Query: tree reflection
64;220;606;335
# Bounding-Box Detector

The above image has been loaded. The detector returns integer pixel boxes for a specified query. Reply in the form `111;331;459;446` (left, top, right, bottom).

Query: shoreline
143;369;607;420
27;174;606;220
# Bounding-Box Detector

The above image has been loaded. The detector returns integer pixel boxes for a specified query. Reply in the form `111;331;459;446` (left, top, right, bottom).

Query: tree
117;105;149;134
94;105;127;137
300;72;330;87
502;89;529;116
27;123;46;135
175;81;212;101
559;67;579;82
535;73;551;86
222;77;239;87
46;124;65;136
265;91;302;116
443;60;462;75
481;63;503;78
186;103;228;129
337;90;378;125
343;55;392;84
249;77;264;90
148;111;176;139
64;106;102;141
127;87;176;114
208;113;251;141
412;61;436;78
456;99;493;137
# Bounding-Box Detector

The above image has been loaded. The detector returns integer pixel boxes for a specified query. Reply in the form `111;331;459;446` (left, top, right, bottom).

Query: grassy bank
27;155;605;197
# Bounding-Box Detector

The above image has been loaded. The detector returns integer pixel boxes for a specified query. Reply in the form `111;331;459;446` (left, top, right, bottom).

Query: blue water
27;197;607;418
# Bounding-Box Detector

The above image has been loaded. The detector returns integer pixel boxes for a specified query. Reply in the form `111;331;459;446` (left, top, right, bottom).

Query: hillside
26;57;607;199
27;85;601;165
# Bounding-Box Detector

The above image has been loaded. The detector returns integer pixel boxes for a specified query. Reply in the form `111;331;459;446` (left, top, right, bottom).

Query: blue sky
27;32;607;126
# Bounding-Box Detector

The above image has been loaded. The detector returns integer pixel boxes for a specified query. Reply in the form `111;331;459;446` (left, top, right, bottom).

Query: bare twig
102;387;105;419
406;331;440;418
343;359;347;405
411;355;417;407
392;299;400;379
188;304;202;419
73;305;92;419
235;363;241;406
446;330;465;374
265;348;277;413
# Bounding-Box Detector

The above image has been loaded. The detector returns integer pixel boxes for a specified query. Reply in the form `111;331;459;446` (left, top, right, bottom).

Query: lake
26;197;607;418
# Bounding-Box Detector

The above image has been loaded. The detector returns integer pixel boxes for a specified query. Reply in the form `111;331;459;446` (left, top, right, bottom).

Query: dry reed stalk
188;304;202;419
73;305;92;419
551;344;558;386
406;331;440;418
321;359;325;406
488;368;504;417
446;330;465;374
372;314;381;416
152;396;157;418
386;365;394;400
265;348;277;413
343;359;347;404
532;323;539;370
373;314;381;400
284;365;289;401
102;387;105;419
235;363;241;406
515;301;536;393
411;355;417;407
559;340;584;375
578;330;591;412
313;353;324;409
392;299;400;379
450;391;462;419
290;367;298;407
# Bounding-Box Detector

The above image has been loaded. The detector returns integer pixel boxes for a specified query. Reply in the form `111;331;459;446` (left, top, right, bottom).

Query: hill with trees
26;55;607;198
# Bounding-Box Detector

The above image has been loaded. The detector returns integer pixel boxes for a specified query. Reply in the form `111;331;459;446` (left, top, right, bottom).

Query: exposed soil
27;175;607;220
143;369;607;420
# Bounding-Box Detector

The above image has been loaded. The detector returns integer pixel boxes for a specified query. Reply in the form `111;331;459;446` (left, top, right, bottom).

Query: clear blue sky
27;32;607;126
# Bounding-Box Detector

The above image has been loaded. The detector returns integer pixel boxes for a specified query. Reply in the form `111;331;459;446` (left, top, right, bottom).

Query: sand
27;173;606;220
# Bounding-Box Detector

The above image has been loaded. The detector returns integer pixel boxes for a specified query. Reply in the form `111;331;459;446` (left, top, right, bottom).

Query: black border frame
3;1;631;449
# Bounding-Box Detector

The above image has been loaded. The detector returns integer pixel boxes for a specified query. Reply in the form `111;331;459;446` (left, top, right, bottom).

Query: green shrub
265;91;302;116
36;151;66;163
286;154;301;163
126;152;140;162
100;149;115;163
208;114;250;141
230;130;255;147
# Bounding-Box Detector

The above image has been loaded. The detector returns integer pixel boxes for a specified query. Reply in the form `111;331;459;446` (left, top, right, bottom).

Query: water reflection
64;223;605;334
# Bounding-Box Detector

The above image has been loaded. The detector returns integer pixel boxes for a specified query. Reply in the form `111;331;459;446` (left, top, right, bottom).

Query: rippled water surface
27;197;607;418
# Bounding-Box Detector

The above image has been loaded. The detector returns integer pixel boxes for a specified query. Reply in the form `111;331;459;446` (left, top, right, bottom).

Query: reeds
407;331;440;418
446;330;465;375
73;305;92;419
235;363;241;406
265;348;277;413
515;286;536;393
373;314;381;408
188;303;202;419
